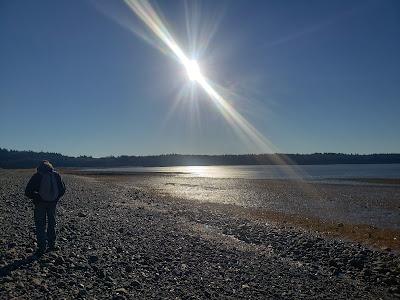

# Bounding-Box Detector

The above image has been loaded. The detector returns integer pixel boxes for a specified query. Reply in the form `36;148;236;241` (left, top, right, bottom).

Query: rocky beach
1;169;400;299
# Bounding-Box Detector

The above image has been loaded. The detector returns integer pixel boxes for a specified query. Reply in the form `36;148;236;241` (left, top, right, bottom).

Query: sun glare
185;59;202;82
122;0;294;158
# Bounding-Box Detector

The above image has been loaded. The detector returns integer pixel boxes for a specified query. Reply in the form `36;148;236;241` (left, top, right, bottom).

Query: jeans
34;201;57;249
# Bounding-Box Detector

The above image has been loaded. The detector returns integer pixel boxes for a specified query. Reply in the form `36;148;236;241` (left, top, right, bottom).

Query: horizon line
1;147;400;159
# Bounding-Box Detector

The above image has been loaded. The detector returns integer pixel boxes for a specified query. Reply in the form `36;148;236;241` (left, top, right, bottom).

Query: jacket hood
37;160;54;174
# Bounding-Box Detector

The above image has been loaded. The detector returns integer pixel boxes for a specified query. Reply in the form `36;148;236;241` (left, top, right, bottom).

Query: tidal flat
83;170;400;250
1;169;399;299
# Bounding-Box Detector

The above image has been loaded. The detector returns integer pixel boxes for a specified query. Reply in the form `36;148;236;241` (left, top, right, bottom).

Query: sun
185;59;202;82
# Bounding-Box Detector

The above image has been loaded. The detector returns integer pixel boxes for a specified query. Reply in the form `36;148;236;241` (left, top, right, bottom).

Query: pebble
131;280;142;289
115;287;128;294
88;255;99;264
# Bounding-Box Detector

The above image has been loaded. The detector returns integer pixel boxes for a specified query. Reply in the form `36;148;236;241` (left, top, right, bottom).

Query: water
85;164;400;229
85;164;400;180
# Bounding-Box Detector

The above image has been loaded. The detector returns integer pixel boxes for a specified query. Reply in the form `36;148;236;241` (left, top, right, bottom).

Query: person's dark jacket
25;168;66;203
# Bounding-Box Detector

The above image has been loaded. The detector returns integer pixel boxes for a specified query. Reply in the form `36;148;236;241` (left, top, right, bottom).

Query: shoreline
1;170;399;299
68;169;400;251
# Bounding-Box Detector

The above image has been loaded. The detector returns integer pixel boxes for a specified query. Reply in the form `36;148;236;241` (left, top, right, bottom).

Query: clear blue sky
1;0;399;157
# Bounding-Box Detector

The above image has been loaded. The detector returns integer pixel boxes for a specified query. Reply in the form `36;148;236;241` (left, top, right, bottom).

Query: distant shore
2;147;400;169
1;170;399;299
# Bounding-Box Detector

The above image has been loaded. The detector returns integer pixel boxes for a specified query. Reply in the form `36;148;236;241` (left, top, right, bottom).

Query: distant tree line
0;148;399;169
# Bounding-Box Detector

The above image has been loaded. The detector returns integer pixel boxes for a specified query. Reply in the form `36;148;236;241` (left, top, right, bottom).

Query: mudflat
1;170;399;299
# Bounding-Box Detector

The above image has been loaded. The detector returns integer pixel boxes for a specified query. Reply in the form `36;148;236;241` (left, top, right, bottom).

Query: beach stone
389;286;400;294
131;280;142;289
2;276;13;282
96;269;106;279
115;287;128;294
16;282;25;289
55;256;65;265
88;255;99;264
125;265;133;273
331;267;342;276
349;258;364;269
32;278;42;286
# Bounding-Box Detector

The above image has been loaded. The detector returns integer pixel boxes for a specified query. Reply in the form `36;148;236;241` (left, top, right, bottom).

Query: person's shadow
0;254;40;277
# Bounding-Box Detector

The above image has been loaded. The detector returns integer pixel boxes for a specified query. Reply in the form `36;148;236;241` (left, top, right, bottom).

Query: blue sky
0;0;399;157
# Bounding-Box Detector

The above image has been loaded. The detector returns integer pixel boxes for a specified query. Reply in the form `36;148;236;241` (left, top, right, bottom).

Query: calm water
86;164;400;180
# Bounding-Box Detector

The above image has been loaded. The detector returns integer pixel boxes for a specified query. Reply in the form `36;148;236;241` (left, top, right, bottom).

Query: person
25;160;66;255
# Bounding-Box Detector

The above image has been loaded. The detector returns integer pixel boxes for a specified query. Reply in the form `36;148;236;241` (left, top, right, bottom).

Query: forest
1;148;399;169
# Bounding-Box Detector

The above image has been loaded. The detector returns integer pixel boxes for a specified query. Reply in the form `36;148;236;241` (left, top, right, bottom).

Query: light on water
84;164;400;180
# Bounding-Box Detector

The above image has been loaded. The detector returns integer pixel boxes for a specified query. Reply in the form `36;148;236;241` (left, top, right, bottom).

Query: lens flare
121;0;311;180
123;0;270;150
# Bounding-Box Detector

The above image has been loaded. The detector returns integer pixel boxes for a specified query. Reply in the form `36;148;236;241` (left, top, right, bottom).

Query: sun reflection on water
180;165;230;178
